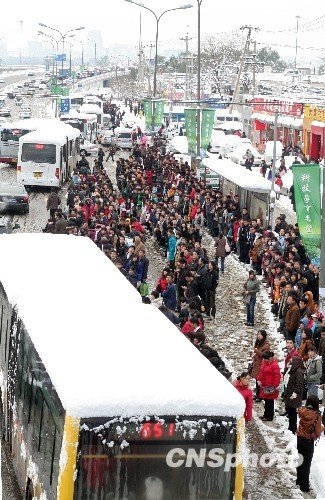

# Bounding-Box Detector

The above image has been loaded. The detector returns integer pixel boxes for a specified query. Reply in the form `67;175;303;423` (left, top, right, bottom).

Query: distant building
296;66;312;75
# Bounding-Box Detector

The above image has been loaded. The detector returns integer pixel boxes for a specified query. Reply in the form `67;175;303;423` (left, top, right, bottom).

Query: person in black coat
238;220;250;263
205;261;219;319
284;356;305;434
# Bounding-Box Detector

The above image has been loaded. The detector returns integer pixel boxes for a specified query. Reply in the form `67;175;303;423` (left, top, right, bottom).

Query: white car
19;110;32;119
0;78;5;84
101;131;114;146
80;140;99;156
230;145;262;166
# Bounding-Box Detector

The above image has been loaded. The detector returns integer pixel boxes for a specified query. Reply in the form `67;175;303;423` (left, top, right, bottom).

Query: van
264;141;283;165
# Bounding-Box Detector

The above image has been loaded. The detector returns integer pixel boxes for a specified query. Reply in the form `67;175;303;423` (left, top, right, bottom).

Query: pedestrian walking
46;189;61;218
215;232;227;274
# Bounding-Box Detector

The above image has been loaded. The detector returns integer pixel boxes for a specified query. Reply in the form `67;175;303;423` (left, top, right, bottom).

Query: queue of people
42;104;325;494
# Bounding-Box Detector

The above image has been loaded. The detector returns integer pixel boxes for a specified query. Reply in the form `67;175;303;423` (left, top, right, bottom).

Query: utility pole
138;12;143;82
294;15;300;70
180;31;192;100
252;38;257;98
148;43;155;96
229;25;258;114
268;109;279;229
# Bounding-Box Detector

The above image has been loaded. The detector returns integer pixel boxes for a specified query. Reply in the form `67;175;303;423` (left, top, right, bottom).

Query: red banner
249;98;303;117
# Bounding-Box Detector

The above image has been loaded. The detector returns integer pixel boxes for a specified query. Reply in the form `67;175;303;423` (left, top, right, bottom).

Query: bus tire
25;478;34;500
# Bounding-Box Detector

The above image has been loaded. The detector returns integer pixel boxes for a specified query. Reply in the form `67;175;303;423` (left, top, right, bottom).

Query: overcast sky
4;0;325;63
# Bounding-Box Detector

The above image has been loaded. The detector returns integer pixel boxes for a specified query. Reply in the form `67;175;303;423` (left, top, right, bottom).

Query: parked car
0;216;20;234
0;78;5;84
0;183;29;214
0;108;11;117
114;128;133;150
79;140;99;156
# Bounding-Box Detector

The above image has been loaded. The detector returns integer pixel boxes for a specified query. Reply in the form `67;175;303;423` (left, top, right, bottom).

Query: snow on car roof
60;111;97;121
202;157;271;193
0;234;244;419
19;122;80;144
80;104;102;113
1;118;60;131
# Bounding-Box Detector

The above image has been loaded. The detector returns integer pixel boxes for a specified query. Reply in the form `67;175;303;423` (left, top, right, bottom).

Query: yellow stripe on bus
57;415;80;500
234;417;244;500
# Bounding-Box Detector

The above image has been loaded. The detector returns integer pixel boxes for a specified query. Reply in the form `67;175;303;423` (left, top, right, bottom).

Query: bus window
62;144;67;163
0;305;3;345
16;334;25;397
41;404;57;485
32;388;44;452
21;144;56;164
69;140;73;156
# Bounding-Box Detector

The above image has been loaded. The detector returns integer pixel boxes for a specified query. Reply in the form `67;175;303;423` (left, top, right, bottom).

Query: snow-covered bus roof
0;118;60;131
80;104;102;114
0;234;244;419
60;111;97;121
19;123;80;145
203;158;271;193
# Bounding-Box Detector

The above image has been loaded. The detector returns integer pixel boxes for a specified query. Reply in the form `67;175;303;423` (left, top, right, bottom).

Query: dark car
0;183;29;214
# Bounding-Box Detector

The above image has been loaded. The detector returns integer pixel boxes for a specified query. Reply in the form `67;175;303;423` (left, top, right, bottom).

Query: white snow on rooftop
0;234;244;419
19;122;80;144
202;157;271;193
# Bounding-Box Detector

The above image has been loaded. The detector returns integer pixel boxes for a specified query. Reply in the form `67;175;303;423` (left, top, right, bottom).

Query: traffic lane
0;163;51;233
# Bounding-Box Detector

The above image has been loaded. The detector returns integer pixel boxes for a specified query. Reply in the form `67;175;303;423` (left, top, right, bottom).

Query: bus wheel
25;478;34;500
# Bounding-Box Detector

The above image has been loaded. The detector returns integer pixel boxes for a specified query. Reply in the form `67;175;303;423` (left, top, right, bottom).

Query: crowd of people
43;105;325;494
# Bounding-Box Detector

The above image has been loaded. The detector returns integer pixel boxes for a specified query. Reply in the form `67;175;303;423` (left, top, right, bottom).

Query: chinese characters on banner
142;100;164;128
142;100;152;129
249;98;303;117
184;108;215;155
292;164;321;265
153;100;164;126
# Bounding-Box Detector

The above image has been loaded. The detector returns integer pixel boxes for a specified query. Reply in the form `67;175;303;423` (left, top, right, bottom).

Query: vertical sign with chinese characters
142;100;152;129
292;163;321;265
184;108;197;155
201;109;215;151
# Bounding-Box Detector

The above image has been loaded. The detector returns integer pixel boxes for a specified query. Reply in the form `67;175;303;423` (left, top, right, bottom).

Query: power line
256;41;325;52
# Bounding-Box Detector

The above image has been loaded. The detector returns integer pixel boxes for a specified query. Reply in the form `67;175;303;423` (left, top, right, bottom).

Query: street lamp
124;1;193;98
76;40;84;68
38;23;85;92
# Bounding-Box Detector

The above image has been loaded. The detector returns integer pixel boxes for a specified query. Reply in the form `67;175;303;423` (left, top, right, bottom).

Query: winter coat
137;256;149;282
234;381;253;422
285;303;300;332
47;192;61;210
305;355;323;384
297;407;323;440
215;236;227;258
251;340;271;379
204;269;219;291
283;357;305;408
244;277;260;297
54;218;68;234
284;348;301;370
162;283;177;311
257;358;281;400
168;235;177;260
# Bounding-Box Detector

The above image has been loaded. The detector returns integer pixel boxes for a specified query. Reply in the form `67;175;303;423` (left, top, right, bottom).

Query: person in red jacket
257;351;281;421
284;339;301;372
233;372;253;422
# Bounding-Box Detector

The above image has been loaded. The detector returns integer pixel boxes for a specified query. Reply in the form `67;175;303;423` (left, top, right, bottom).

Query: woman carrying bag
257;351;281;421
296;395;324;493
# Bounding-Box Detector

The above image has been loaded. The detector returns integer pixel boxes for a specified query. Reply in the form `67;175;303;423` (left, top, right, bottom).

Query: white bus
0;234;244;500
59;111;98;141
68;93;84;110
0;118;57;165
17;123;80;187
79;103;103;127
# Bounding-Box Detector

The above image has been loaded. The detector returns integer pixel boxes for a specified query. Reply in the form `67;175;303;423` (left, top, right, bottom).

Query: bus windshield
74;416;236;499
21;143;56;164
1;129;30;142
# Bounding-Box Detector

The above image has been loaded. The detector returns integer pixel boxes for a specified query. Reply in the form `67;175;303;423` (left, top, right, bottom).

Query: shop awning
311;120;325;128
278;116;294;127
292;118;303;130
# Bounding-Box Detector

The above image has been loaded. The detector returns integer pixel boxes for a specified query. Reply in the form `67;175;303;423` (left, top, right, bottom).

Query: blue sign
60;98;70;114
56;53;66;62
205;98;228;109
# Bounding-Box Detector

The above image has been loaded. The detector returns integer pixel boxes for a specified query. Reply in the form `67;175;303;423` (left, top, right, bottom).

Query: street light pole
294;15;300;70
268;108;279;229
